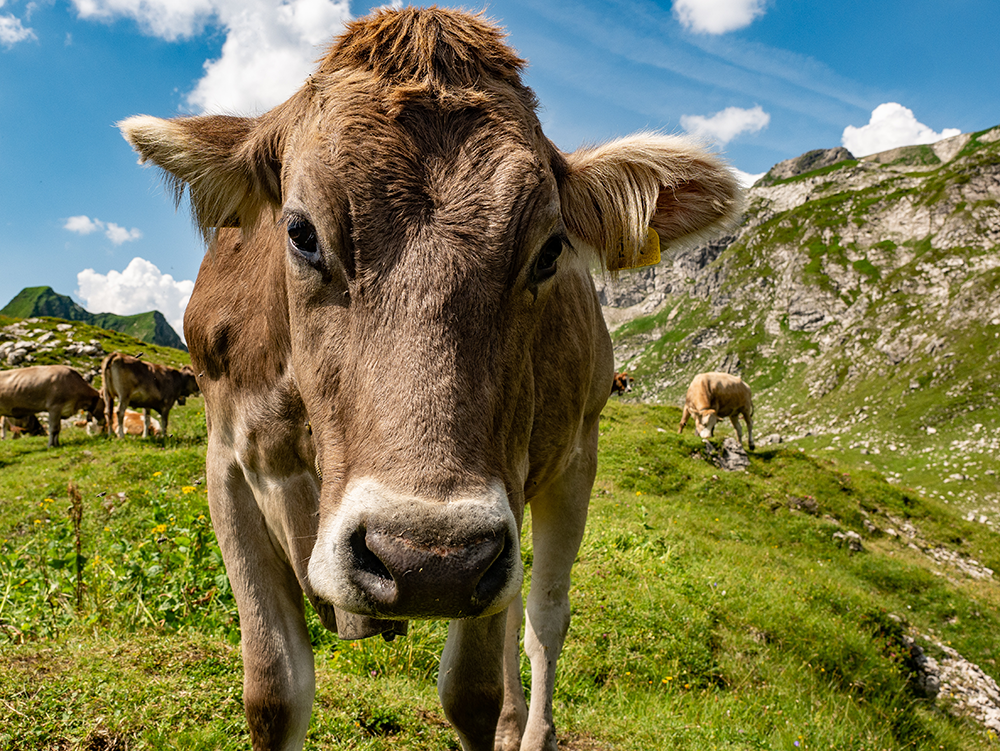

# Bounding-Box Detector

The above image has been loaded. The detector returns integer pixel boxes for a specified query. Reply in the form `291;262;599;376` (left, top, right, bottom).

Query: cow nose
349;526;514;618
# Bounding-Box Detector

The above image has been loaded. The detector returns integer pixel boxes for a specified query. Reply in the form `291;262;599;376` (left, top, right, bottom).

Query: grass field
1;398;998;750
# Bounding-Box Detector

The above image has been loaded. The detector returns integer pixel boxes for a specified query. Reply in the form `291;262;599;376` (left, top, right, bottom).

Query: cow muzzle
308;479;522;621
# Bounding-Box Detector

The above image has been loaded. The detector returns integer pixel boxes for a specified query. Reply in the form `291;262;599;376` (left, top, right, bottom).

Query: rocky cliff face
602;125;1000;518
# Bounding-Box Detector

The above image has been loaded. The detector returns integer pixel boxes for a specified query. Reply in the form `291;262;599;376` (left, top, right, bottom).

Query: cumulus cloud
842;103;962;157
64;215;142;244
681;105;770;146
0;2;36;47
70;0;352;113
76;257;194;341
673;0;767;34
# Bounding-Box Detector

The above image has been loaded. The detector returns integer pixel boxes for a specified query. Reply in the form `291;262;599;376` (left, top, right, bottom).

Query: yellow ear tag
606;228;661;272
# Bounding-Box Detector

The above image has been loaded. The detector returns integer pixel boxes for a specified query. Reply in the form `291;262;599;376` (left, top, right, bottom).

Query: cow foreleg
143;409;153;438
520;422;597;751
158;407;170;438
438;611;506;751
495;599;528;750
209;451;315;751
677;405;690;434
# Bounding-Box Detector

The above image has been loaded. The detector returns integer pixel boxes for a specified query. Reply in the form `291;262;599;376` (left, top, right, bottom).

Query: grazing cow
119;8;741;751
0;365;105;448
101;352;199;438
1;413;46;439
611;372;634;395
678;372;755;451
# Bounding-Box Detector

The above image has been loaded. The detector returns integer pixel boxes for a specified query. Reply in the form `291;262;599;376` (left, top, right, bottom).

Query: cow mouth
345;525;517;619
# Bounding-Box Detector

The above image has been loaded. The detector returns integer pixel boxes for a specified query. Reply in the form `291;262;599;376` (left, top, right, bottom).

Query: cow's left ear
555;133;744;272
119;112;286;236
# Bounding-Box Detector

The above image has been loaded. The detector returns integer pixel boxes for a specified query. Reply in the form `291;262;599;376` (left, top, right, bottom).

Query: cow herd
0;352;199;447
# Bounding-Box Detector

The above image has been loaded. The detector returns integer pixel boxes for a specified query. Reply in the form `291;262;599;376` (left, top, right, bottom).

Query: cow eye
532;235;564;283
287;218;320;261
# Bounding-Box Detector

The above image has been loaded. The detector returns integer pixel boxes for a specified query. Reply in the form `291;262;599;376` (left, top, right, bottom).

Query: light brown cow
611;372;634;395
119;8;742;751
0;413;46;439
678;372;755;450
101;352;199;438
86;408;162;437
0;365;105;448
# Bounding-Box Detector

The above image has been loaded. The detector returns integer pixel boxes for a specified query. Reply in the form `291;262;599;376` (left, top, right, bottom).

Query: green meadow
1;398;998;750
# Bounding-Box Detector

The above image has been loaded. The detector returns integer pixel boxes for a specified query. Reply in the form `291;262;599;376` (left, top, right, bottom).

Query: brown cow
101;352;199;438
0;413;46;439
678;372;755;450
0;365;105;448
611;372;634;395
119;8;741;751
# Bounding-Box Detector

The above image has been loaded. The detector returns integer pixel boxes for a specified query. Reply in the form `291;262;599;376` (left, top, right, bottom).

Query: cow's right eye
287;218;320;261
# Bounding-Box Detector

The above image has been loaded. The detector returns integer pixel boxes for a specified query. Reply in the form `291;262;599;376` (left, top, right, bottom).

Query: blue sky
2;0;997;339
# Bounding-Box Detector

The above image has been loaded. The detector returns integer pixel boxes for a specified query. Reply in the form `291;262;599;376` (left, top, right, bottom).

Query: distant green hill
1;286;186;351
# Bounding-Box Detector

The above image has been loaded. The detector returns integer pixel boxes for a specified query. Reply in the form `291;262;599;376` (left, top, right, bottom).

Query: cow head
176;365;200;406
693;409;719;439
90;396;107;426
119;8;742;622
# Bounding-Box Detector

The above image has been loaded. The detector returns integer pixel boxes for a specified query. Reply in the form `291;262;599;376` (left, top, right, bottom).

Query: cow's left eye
532;235;564;283
287;218;320;262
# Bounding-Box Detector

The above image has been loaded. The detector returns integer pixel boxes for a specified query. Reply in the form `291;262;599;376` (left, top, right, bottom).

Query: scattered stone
832;530;864;552
703;437;750;472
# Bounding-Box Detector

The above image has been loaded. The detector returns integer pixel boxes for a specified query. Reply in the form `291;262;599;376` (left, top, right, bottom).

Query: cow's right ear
118;113;284;234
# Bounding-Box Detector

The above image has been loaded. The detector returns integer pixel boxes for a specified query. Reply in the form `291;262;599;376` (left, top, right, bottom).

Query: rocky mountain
1;286;186;351
600;125;1000;521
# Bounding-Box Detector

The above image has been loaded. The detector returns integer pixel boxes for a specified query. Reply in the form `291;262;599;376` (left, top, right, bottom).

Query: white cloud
681;105;770;146
673;0;767;34
732;168;765;188
0;4;35;47
76;257;194;341
71;0;352;114
842;103;962;157
64;215;143;244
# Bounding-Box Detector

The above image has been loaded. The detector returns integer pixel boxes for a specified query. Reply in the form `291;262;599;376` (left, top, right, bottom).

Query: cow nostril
473;533;513;603
350;527;394;589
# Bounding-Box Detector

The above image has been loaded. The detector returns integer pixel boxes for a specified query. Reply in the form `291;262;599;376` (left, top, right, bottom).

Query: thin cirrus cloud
842;103;962;157
673;0;767;35
76;257;194;341
69;0;352;114
64;215;143;244
681;105;771;146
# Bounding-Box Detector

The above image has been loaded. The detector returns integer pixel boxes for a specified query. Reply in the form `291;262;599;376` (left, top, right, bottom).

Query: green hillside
608;126;1000;522
0;402;997;749
1;286;186;351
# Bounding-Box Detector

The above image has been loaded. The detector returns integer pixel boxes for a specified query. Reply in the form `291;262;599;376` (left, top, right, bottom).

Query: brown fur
119;8;742;751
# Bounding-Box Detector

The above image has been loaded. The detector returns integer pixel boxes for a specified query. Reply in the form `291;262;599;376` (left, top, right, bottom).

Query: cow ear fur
118;113;284;238
557;133;745;273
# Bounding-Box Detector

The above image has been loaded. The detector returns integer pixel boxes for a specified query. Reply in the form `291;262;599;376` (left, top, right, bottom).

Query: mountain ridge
1;286;186;351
